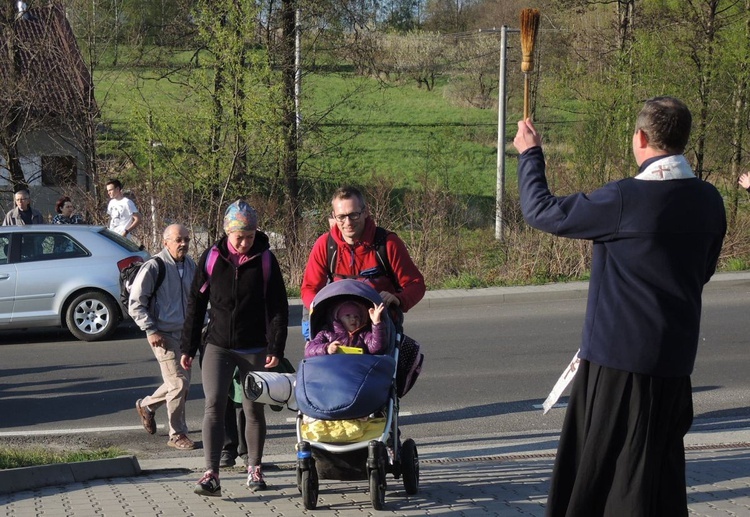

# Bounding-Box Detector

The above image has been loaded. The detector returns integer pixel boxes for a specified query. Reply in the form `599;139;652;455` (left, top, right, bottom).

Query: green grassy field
301;74;500;195
94;63;505;198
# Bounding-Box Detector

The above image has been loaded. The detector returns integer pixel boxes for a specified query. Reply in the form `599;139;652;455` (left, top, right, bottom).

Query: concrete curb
0;455;141;495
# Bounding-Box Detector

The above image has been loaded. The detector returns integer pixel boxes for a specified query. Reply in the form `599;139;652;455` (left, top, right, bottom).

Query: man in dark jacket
3;188;43;225
514;97;726;516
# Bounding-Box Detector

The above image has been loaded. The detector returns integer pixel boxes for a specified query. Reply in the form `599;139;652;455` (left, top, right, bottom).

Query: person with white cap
180;200;289;498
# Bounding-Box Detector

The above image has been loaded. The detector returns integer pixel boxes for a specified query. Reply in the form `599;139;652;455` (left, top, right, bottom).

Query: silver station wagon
0;225;149;341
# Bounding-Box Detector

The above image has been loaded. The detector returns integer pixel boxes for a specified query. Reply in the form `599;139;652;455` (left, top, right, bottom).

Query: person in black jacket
514;97;726;516
181;200;288;497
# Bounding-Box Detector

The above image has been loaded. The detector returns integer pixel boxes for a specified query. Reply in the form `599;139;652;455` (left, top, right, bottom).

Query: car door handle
0;274;9;280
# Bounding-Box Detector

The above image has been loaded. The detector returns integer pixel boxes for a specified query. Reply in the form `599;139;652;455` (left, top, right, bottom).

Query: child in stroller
305;298;387;356
294;279;419;510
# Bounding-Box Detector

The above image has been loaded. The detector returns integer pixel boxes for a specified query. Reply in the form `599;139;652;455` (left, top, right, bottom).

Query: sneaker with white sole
247;465;267;491
194;470;221;497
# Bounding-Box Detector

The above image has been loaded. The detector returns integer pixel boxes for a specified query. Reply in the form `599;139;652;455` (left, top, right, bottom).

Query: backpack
326;226;401;292
119;256;165;309
397;334;424;398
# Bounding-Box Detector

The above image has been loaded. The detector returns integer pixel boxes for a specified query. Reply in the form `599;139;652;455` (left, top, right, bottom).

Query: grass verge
0;447;127;469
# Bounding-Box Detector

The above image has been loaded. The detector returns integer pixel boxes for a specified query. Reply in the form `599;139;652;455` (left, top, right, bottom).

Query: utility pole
496;26;519;241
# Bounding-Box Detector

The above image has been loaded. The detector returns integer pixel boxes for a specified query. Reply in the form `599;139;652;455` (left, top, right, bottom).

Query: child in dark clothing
305;300;386;357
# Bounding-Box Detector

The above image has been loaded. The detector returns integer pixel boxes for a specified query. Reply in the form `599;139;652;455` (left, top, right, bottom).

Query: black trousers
545;360;693;517
200;345;267;472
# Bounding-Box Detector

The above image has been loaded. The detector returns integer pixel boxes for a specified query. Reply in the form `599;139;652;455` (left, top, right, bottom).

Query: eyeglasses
333;211;363;223
169;237;191;243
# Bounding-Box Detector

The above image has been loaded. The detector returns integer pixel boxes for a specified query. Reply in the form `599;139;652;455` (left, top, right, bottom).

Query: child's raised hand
369;303;385;324
327;341;341;355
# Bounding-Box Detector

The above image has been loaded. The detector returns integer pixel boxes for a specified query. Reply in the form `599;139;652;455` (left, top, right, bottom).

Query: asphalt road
1;278;749;461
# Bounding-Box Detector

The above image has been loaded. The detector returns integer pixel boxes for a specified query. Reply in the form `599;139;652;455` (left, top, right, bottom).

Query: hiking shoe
246;465;267;491
219;451;236;468
194;470;221;497
167;434;195;450
135;399;156;434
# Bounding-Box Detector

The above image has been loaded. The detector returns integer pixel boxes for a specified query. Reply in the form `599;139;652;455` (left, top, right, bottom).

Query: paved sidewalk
3;426;750;516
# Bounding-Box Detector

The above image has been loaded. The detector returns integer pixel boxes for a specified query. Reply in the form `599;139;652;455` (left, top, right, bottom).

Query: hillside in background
11;0;750;290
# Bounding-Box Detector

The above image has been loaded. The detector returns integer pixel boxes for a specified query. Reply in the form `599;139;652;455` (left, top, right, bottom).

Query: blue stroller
294;279;419;510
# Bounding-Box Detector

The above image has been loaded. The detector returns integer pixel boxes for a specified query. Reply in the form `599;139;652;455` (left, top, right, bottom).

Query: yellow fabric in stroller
301;417;387;443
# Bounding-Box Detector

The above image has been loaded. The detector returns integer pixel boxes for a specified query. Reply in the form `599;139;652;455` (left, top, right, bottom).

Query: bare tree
0;2;96;196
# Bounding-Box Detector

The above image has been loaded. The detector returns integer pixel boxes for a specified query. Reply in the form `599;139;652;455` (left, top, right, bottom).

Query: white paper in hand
542;350;581;414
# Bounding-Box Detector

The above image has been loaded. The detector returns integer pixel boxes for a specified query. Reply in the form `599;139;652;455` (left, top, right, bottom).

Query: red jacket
301;217;426;312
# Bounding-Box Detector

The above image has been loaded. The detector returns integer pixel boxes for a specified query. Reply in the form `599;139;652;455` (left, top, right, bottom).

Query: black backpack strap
152;256;166;296
325;232;337;283
373;227;401;292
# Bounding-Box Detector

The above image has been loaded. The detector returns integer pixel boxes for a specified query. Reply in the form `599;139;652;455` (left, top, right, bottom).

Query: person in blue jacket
514;96;726;517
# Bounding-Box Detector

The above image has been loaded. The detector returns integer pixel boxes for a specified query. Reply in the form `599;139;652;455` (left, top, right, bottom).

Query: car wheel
65;290;121;342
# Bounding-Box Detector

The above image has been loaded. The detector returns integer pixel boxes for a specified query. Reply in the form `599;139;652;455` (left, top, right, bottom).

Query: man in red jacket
301;186;425;327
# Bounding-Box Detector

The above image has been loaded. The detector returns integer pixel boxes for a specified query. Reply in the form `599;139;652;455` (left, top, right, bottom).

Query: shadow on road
0;321;142;345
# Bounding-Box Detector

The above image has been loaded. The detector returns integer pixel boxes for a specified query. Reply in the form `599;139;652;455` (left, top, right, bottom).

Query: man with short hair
106;179;141;239
301;186;425;320
514;97;726;515
3;188;43;225
130;224;196;450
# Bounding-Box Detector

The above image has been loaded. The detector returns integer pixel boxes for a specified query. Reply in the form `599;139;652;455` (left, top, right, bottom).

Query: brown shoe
135;399;156;434
168;434;195;450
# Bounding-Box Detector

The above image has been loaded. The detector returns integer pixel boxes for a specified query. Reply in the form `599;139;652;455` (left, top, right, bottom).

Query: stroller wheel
369;469;385;510
401;439;419;495
301;469;319;510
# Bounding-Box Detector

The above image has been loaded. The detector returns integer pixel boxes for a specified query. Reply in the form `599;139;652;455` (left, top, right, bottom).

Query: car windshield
99;228;144;252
